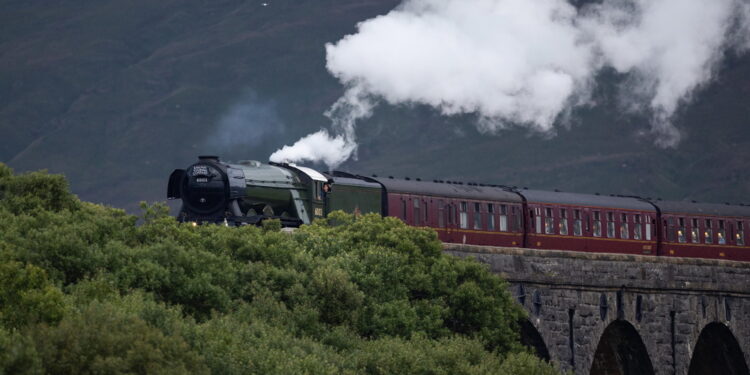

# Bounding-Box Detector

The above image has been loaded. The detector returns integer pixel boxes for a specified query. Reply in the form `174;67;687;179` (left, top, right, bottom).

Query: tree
32;301;207;375
0;261;64;329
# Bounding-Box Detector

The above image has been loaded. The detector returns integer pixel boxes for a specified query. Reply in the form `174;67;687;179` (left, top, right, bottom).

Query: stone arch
688;322;749;375
590;320;654;375
519;319;550;361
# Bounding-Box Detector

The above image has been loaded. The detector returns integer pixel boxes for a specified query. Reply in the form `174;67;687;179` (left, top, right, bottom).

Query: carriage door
579;207;591;252
443;201;458;243
437;200;447;242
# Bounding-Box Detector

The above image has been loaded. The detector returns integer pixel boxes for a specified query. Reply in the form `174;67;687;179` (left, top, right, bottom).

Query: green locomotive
167;156;382;226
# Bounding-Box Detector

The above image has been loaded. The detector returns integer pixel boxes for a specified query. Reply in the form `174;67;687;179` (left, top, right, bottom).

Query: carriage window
572;210;582;236
460;202;468;229
513;207;521;232
500;204;509;231
473;203;482;230
572;209;582;236
620;213;629;239
534;208;542;234
593;211;602;237
414;199;421;226
545;208;554;234
667;217;675;242
705;219;713;244
448;204;454;225
718;220;726;245
677;218;686;243
645;217;652;241
559;209;568;235
424;201;429;224
738;221;745;246
438;201;445;228
402;200;407;221
487;204;495;231
691;218;700;243
633;214;642;240
315;182;322;200
607;212;616;238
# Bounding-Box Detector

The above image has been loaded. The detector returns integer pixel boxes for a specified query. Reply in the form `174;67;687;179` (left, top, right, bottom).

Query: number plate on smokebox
193;165;209;176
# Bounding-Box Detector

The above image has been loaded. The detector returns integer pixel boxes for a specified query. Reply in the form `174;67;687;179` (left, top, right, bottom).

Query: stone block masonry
444;244;750;375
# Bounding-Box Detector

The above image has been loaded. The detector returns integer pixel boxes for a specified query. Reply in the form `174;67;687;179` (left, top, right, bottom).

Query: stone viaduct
444;244;750;375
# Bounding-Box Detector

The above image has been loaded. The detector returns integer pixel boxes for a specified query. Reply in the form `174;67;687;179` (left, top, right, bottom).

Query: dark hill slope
1;0;749;211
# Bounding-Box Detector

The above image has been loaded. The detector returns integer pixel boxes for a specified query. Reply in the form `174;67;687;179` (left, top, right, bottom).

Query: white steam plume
268;130;356;168
582;0;745;146
739;1;750;52
269;88;374;168
328;0;594;133
271;0;750;167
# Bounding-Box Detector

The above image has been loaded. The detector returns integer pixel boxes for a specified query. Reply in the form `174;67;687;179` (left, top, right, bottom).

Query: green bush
294;212;524;352
0;327;42;375
107;239;239;319
0;163;12;180
498;352;564;375
0;261;64;329
31;300;207;375
0;201;134;285
348;334;504;375
0;165;79;214
193;311;342;375
262;218;282;232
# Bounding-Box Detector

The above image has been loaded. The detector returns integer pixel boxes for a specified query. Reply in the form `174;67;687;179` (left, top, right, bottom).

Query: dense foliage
0;163;560;374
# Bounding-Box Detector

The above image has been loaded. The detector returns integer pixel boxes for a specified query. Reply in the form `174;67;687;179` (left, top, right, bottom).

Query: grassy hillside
1;0;749;212
0;164;559;374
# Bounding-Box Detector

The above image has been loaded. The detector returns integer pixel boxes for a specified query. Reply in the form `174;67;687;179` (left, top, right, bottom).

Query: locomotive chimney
199;155;220;162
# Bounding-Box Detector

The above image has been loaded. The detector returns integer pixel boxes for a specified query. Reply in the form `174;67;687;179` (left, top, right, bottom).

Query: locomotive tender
168;156;750;262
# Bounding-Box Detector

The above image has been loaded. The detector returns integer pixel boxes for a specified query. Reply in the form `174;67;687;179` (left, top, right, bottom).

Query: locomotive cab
277;164;330;221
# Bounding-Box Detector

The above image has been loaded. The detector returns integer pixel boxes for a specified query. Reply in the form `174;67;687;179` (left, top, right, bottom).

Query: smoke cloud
581;0;745;145
739;1;750;51
269;129;357;168
208;90;285;150
271;0;750;168
269;87;374;168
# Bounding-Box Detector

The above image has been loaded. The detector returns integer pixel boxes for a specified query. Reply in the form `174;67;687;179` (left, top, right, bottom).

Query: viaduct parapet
444;244;750;375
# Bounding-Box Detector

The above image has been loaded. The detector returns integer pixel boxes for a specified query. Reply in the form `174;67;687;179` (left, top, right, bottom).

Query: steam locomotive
168;156;750;262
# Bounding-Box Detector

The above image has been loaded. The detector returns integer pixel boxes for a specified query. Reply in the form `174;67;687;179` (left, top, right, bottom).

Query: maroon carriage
519;190;658;255
374;178;524;247
655;200;750;262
